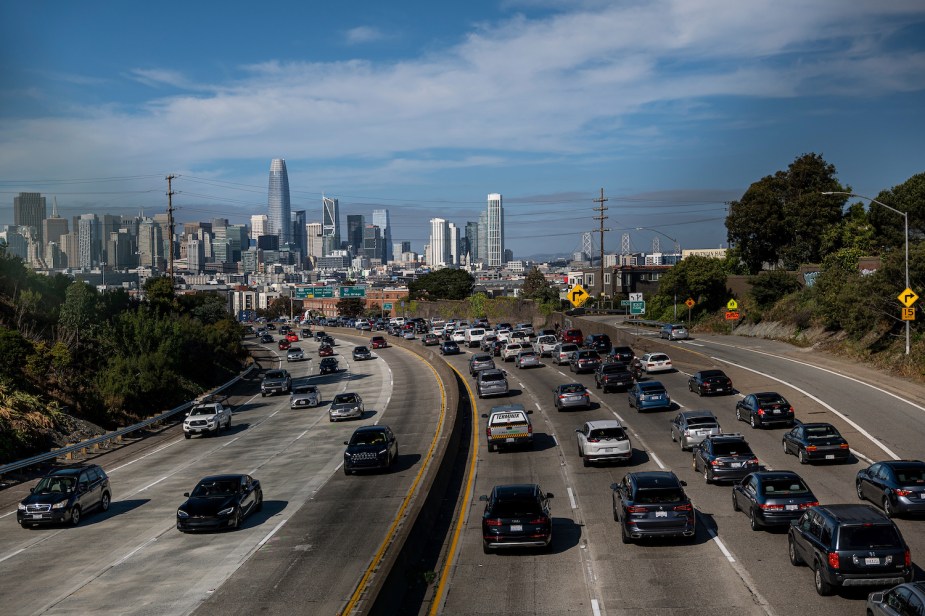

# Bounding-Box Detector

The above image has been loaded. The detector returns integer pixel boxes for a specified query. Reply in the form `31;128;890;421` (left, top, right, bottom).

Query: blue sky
2;0;924;258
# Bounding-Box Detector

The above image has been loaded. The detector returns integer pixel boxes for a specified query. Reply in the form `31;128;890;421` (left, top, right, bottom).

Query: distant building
267;158;291;245
322;196;340;256
486;193;504;267
250;214;268;242
13;192;46;247
465;221;479;263
428;218;451;267
372;209;392;262
306;222;323;261
347;214;365;256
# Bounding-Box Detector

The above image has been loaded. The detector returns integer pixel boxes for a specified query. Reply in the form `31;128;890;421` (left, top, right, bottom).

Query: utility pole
593;188;610;303
166;174;177;285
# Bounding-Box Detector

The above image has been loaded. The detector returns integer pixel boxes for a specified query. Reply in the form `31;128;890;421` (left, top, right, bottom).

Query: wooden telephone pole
166;174;177;285
592;188;610;301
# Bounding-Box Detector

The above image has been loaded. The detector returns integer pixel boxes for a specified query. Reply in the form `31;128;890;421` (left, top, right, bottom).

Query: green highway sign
339;286;367;298
383;302;393;310
630;300;646;315
620;300;631;306
296;286;334;299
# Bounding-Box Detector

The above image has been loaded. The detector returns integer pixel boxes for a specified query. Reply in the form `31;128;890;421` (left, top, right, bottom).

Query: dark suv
788;504;912;595
595;362;634;392
584;334;612;353
611;471;695;543
18;464;112;527
692;434;759;484
480;484;554;553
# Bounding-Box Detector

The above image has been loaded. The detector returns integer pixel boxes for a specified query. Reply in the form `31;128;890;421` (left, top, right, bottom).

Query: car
501;343;525;362
594;362;634;392
286;347;305;362
736;392;795;428
532;334;558;357
514;322;535;338
867;582;925;615
437;339;460;355
183;401;232;438
787;504;912;596
318;344;334;357
659;323;689;340
343;425;399;474
576;419;632;466
176;474;263;532
403;330;416;340
468;353;496;377
329;392;365;422
17;465;111;527
607;345;635;364
266;323;276;330
352;346;372;361
515;350;541;369
286;332;299;342
370;336;388;349
278;339;291;351
855;460;925;518
476;369;509;398
669;410;722;451
260;369;291;396
687;369;733;396
553;382;591;410
290;383;321;408
627;381;671;411
482;404;534;451
480;484;554;553
611;471;695;544
451;329;467;343
488;339;505;357
692;434;760;483
480;334;499;352
552;343;579;365
782;422;851;464
569;349;601;373
300;328;312;339
319;357;339;374
260;333;274;343
584;333;612;353
464;328;487;347
422;333;440;346
560;328;584;345
509;330;530;345
321;334;335;346
315;331;327;340
732;471;819;530
639;352;673;373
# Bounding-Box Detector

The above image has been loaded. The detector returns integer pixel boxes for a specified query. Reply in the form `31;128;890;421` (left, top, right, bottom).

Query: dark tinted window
560;384;585;393
686;417;717;427
265;370;286;379
755;394;787;406
351;431;387;445
893;466;925;483
763;479;809;495
601;364;627;373
481;372;505;383
634;488;684;504
838;524;902;549
711;442;752;456
491;497;542;517
805;426;839;439
589;427;627;441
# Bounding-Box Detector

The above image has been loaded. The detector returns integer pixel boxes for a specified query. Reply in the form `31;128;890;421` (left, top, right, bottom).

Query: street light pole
823;191;910;355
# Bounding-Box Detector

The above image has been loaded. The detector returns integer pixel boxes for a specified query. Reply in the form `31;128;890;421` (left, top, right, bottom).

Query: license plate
506;438;515;443
601;448;612;453
31;514;43;519
655;511;667;518
825;454;835;460
865;557;879;565
731;462;742;468
773;409;781;414
509;524;523;531
920;494;925;499
785;505;798;511
715;388;724;392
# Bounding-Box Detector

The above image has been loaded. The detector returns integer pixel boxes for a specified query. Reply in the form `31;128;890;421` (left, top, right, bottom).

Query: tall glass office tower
486;193;504;267
267;158;291;245
322;196;340;256
372;209;392;262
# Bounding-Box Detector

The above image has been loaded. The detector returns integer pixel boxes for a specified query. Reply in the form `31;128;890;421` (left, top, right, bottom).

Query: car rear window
805;426;839;439
561;344;579;352
634;488;684;504
838;525;902;550
491;498;542;517
686;417;717;427
763;480;809;495
894;467;925;483
489;412;528;426
561;384;585;394
712;442;753;456
589;428;627;441
756;395;787;406
602;364;627;373
481;372;505;383
649;354;669;362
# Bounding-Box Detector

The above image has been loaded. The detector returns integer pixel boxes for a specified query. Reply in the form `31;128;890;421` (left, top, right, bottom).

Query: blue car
628;381;671;411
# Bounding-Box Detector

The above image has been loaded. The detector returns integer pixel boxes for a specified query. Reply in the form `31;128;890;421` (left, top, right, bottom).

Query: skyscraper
14;192;47;247
291;210;307;263
448;222;460;265
363;224;383;263
428;218;451;267
322;196;340;256
347;214;365;256
465;221;479;263
486;193;504;267
77;214;99;268
306;222;323;260
372;209;392;262
267;158;291;245
250;214;267;242
43;198;69;248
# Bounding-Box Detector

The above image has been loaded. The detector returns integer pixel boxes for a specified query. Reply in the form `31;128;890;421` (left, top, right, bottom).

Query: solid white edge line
551;435;558;447
708;530;736;563
591;598;602;616
113;536;158;567
0;548;26;564
711;356;900;460
650;453;665;470
257;518;288;548
567;487;578;509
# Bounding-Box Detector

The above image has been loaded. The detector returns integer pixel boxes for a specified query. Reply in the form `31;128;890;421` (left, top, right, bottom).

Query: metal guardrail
0;364;257;479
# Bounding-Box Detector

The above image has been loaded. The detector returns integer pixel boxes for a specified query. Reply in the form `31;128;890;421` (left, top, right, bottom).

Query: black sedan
352;346;372;361
735;392;794;428
731;471;818;530
440;340;461;355
782;422;851;464
687;369;733;397
177;474;263;532
480;484;554;553
856;459;925;518
260;333;274;343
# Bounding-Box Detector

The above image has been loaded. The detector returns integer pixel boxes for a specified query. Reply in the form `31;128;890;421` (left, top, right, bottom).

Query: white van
464;328;486;348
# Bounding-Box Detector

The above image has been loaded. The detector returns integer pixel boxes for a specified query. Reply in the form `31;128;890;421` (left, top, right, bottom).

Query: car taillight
674;504;692;512
800;501;819;509
529;516;549;525
559;395;568;399
485;518;502;527
711;459;723;466
587;437;600;443
748;458;759;465
625;505;647;514
486;428;491;438
905;549;912;567
828;552;840;570
757;409;765;416
788;406;794;413
806;445;817;452
528;424;533;434
760;503;784;511
895;489;913;497
839;443;850;449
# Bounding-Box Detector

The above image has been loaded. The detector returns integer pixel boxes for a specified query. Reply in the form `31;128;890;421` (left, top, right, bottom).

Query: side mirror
30;487;35;493
344;441;349;446
575;428;581;433
679;480;688;487
478;495;488;501
184;492;190;497
609;483;619;491
526;410;533;415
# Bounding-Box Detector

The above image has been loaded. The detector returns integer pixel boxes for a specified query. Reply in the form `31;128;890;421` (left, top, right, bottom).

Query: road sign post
568;284;589;308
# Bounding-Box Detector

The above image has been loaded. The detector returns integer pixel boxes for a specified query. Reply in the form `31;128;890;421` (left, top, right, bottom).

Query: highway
0;331;444;616
431;321;925;616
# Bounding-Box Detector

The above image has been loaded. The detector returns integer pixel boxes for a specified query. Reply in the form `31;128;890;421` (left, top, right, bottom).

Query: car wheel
703;465;711;484
70;506;81;526
487;442;495;453
788;538;803;566
749;507;760;531
855;482;865;501
255;492;263;512
482;542;491;554
100;492;111;512
782;440;789;455
798;449;808;464
620;522;631;544
814;563;833;596
184;433;191;439
750;415;758;429
692;456;698;471
732;491;740;512
679;437;686;452
883;496;895;518
344;465;352;475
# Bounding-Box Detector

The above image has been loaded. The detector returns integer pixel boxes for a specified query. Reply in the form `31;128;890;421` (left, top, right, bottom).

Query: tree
58;281;98;345
749;270;802;309
408;269;474;300
726;153;846;273
336;298;365;318
143;276;177;315
656;256;728;313
869;172;925;253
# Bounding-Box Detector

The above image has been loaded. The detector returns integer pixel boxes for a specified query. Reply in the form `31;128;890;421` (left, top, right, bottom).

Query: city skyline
2;2;922;258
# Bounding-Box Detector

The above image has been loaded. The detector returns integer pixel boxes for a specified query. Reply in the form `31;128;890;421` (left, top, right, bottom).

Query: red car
286;332;299;342
560;328;584;346
318;344;334;357
370;336;388;349
278;340;291;350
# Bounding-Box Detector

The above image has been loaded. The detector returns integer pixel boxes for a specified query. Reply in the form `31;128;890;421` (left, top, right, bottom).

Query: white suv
184;402;232;438
464;328;486;348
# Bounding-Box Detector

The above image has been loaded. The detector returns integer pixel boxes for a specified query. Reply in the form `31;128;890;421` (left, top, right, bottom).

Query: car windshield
265;371;285;379
634;488;684;504
333;394;358;404
490;498;542;517
805;426;839;439
589;428;627;441
839;525;902;549
34;476;76;494
351;431;387;445
763;479;809;495
189;406;216;416
712;442;752;456
560;384;585;394
292;386;317;394
191;480;238;498
686;417;717;427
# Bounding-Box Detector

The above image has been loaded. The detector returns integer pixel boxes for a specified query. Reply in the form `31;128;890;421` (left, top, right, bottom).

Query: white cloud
345;25;388;45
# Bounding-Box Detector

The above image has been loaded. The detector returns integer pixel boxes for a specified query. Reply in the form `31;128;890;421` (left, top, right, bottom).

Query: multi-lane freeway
1;318;923;616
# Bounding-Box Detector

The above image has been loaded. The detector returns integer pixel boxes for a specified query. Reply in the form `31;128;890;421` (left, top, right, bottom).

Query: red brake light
905;549;912;567
625;505;647;514
711;460;723;466
895;489;913;497
806;445;817;452
528;424;533;434
587;437;600;443
828;552;840;570
529;516;549;525
757;409;765;416
800;501;819;509
748;458;759;465
485;518;502;527
760;503;785;511
674;503;692;512
839;443;850;449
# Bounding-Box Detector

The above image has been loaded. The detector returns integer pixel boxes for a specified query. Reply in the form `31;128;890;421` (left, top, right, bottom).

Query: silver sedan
328;393;365;422
515;350;541;369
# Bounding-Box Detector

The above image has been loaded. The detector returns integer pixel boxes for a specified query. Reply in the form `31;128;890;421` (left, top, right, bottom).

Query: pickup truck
533;335;558;357
260;369;291;397
482;404;534;452
183;401;232;438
